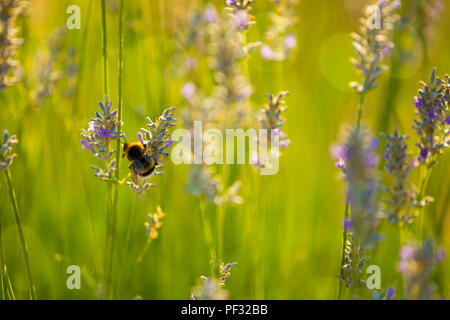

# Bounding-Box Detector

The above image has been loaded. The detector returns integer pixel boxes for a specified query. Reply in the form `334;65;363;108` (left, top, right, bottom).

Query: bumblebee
122;142;157;177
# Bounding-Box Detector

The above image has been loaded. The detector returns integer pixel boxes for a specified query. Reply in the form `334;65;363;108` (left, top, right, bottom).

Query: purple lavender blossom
399;238;444;299
0;130;19;171
445;116;450;125
260;45;274;60
350;1;399;94
185;57;197;71
382;128;419;226
280;139;290;149
251;153;260;166
88;121;96;132
335;158;345;170
436;249;445;263
203;6;218;23
342;218;352;230
181;82;196;100
420;147;429;160
161;138;174;151
331;144;347;161
283;34;297;50
414;96;423;108
386;286;395;300
80;96;124;178
400;245;414;260
137;132;144;145
382;46;392;56
334;128;380;248
234;10;249;29
413;69;449;165
80;139;94;152
410;157;420;168
428;0;444;21
100;128;112;139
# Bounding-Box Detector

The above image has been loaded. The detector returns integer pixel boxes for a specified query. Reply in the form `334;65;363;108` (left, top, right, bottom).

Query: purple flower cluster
225;0;255;31
80;96;124;178
125;107;177;193
372;286;395;300
139;107;176;163
349;0;400;94
337;234;370;289
259;92;290;133
412;68;449;164
381;128;418;226
0;0;27;91
251;92;290;169
190;260;237;300
260;0;299;61
398;238;445;299
0;130;19;170
225;0;253;10
332;128;382;248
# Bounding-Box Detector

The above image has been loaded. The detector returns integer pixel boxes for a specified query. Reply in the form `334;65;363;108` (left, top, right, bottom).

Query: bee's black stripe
139;165;156;177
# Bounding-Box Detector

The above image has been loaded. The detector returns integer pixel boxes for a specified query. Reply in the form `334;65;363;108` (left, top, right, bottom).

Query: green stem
4;266;15;300
0;185;6;300
103;161;113;293
101;0;110;288
124;194;139;255
101;0;108;95
337;200;350;300
71;0;93;118
355;93;366;134
199;200;216;275
337;92;366;300
116;193;138;296
216;204;225;261
216;164;229;260
136;238;152;263
108;0;125;299
416;159;435;242
417;21;428;78
250;169;264;299
5;169;36;300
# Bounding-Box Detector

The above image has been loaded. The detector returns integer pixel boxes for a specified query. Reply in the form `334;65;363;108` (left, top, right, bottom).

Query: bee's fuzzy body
123;142;157;177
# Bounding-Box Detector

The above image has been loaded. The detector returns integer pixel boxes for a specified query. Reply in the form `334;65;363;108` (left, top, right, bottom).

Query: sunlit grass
0;0;449;300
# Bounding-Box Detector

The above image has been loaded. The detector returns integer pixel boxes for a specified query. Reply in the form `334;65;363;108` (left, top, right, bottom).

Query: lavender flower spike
80;96;123;179
0;0;27;90
125;107;177;194
335;128;382;289
349;0;400;94
0;130;19;170
412;68;449;166
381;128;419;226
190;260;237;300
261;0;299;61
398;238;445;300
334;127;382;248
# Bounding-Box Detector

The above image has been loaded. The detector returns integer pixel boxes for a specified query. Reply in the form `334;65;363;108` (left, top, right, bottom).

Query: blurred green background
0;0;449;299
